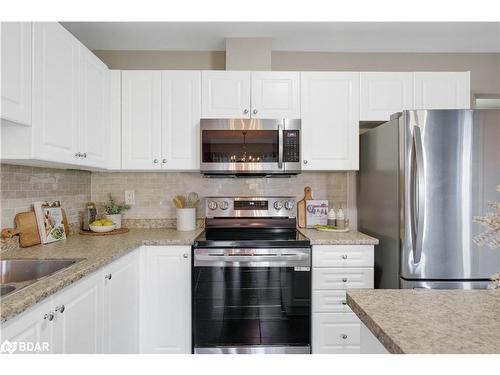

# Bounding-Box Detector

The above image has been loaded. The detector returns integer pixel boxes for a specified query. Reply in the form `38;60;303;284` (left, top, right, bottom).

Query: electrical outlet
125;190;135;205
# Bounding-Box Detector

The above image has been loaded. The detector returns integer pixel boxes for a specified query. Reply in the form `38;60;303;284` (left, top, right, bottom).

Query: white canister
176;208;196;231
105;214;122;229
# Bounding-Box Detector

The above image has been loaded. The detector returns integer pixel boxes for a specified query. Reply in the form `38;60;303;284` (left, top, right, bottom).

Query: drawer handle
342;254;348;260
342;277;348;282
43;312;55;321
342;300;347;305
105;273;112;280
341;334;348;340
55;305;65;314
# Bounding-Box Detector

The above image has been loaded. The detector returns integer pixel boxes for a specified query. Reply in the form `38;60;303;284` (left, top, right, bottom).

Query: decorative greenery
103;193;131;215
473;185;500;289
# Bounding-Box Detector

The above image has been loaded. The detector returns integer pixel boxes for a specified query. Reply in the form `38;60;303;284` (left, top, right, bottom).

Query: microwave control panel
283;130;300;162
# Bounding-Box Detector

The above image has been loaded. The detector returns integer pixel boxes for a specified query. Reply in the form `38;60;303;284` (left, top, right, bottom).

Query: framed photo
34;201;67;244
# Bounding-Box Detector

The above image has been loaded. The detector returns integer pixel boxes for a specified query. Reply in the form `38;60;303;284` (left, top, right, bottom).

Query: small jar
336;209;346;229
327;209;336;226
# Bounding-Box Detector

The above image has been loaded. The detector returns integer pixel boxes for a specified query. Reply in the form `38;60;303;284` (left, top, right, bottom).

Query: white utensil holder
176;208;196;231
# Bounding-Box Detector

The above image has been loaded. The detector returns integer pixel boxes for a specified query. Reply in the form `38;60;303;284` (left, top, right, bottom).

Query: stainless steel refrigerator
358;109;500;289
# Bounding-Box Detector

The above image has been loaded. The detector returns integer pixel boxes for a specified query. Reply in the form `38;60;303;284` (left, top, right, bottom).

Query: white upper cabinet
251;71;300;118
413;72;470;109
79;46;109;168
121;71;162;170
1;22;32;126
161;71;201;170
301;72;360;170
201;71;251;118
32;22;80;164
360;72;413;121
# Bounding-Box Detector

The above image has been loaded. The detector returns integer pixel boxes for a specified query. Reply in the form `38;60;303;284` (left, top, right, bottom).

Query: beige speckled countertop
298;228;379;245
0;228;202;323
347;289;500;354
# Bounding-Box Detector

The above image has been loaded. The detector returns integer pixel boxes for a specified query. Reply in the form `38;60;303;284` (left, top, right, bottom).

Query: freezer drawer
312;245;374;268
312;312;361;354
313;268;374;290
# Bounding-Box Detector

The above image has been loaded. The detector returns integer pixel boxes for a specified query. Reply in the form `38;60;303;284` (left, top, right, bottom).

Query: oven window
202;130;278;163
193;267;311;348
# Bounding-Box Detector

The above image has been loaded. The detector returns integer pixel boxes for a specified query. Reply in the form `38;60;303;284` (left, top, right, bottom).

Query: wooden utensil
173;195;186;208
1;209;70;247
297;186;313;228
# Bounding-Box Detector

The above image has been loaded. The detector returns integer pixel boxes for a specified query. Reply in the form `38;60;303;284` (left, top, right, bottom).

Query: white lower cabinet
140;246;191;353
51;271;103;354
360;322;389;354
312;244;374;354
102;250;139;353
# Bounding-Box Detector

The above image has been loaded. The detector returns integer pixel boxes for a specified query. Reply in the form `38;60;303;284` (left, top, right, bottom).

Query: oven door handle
194;253;308;263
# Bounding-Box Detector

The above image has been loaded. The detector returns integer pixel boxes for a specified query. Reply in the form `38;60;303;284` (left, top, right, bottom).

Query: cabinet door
51;272;103;354
32;22;79;164
201;71;251;118
312;245;374;268
360;72;413;121
251;71;300;118
312;313;361;354
1;22;32;125
161;71;201;170
1;299;53;354
141;246;191;354
313;268;374;290
414;72;470;109
79;47;109;168
102;250;140;353
301;72;360;170
121;71;162;169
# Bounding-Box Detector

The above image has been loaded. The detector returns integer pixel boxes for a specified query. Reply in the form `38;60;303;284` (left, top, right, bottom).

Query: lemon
91;220;103;226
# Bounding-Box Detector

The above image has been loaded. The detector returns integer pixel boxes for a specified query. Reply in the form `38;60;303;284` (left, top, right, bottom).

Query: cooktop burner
194;228;310;248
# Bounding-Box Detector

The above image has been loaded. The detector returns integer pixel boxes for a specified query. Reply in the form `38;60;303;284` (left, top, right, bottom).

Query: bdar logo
1;340;17;354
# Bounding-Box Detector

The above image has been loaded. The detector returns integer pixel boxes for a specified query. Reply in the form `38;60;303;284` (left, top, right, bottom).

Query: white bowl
89;224;116;233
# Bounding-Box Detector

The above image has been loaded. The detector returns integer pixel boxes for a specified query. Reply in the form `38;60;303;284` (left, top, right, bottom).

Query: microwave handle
278;122;284;169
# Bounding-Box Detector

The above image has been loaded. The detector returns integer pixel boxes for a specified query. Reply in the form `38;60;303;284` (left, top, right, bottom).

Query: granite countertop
298;228;379;245
0;228;202;323
347;289;500;354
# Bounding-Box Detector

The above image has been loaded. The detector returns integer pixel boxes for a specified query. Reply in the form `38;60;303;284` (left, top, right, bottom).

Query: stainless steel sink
0;258;84;298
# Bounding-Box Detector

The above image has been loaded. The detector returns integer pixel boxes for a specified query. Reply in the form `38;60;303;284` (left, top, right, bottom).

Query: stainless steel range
192;196;311;354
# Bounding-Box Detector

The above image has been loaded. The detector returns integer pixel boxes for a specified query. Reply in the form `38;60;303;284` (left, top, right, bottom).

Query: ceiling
61;22;500;53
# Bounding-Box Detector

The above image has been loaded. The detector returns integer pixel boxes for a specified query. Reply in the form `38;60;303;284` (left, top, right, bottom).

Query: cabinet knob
162;159;167;164
303;160;308;165
82;152;87;158
105;273;112;280
252;109;258;115
243;109;249;114
153;159;159;164
341;334;348;340
183;253;189;259
342;277;348;283
342;254;348;260
342;300;347;305
55;305;65;314
74;152;81;158
44;312;55;321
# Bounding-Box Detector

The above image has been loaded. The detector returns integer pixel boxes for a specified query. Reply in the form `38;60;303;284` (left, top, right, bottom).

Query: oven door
193;248;311;354
200;119;284;175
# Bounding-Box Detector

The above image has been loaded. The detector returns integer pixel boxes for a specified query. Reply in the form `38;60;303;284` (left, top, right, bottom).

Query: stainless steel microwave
200;119;301;176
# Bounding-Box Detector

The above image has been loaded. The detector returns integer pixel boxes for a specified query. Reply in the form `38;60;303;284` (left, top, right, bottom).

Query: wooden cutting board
297;186;313;228
1;210;70;247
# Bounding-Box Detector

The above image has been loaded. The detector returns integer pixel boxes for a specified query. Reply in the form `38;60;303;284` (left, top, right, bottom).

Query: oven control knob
219;201;229;210
284;200;295;210
274;201;283;210
207;200;218;210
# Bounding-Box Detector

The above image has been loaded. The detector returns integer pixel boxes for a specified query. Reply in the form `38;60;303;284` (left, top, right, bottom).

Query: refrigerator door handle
412;126;425;264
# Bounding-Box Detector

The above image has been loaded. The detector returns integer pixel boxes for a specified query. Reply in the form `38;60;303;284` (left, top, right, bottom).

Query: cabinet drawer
313;290;353;313
313;268;374;290
312;312;361;354
313;245;374;268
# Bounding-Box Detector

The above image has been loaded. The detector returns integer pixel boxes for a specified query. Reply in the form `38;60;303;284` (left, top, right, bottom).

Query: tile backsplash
1;164;91;228
91;171;348;220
